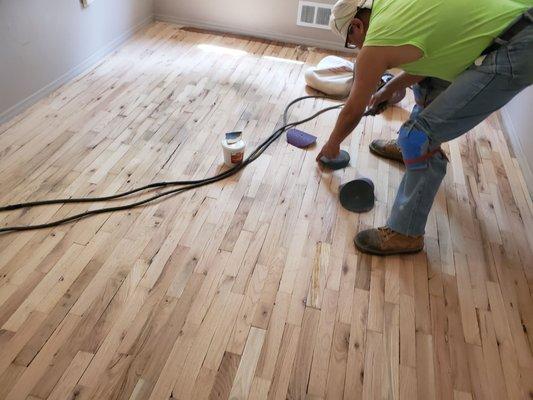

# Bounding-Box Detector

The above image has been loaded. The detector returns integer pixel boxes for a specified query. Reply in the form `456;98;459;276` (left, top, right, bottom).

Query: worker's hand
316;140;340;162
369;85;394;114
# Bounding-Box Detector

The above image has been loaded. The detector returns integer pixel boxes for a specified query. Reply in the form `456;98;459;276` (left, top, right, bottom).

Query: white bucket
221;132;245;167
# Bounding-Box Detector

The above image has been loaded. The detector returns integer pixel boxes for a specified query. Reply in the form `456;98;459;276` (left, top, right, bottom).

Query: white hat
329;0;373;40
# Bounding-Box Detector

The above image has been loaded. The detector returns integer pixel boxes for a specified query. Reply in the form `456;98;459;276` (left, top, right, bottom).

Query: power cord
0;95;346;233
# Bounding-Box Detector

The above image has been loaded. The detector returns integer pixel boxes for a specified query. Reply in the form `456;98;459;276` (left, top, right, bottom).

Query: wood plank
47;351;93;400
287;307;320;400
325;321;350;399
209;352;241;400
307;288;338;398
228;327;266;400
344;288;369;400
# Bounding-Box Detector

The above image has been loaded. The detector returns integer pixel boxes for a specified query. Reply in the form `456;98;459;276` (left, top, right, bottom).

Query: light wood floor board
0;22;532;399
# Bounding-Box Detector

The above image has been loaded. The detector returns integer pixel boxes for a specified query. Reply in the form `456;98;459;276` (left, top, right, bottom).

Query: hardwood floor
0;21;532;400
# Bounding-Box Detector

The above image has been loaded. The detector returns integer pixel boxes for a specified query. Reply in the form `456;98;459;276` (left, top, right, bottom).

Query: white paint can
221;131;246;167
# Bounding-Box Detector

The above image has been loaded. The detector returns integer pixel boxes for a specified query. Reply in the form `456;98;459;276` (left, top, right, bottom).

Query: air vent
297;1;333;29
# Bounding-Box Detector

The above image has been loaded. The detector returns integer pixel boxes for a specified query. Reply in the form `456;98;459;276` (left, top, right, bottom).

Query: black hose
0;95;345;233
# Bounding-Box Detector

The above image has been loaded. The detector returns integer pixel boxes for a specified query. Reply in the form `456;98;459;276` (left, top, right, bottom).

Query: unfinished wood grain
228;326;266;400
0;22;531;400
210;352;241;400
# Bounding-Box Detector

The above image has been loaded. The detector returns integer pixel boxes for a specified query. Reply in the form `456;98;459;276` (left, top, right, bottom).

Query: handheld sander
319;72;406;171
318;72;406;213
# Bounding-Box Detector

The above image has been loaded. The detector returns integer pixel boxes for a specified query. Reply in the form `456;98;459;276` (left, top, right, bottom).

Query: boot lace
377;226;396;241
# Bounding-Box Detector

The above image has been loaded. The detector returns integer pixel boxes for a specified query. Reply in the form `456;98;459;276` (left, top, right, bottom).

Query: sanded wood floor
0;21;532;400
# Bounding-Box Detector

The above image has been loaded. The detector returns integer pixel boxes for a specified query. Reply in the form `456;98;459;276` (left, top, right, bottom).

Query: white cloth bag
304;55;354;97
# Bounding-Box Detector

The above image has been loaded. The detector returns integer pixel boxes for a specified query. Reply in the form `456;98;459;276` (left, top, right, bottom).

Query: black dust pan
339;177;375;213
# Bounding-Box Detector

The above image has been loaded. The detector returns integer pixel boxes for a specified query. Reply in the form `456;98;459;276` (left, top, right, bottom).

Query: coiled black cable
0;95;346;233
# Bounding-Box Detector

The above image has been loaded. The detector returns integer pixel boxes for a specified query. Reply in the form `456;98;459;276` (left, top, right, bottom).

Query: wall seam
154;14;348;53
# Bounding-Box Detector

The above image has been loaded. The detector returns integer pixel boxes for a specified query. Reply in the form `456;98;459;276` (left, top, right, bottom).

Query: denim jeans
387;22;533;236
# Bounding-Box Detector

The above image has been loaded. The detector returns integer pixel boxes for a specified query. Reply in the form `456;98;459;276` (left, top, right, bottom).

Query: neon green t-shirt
364;0;531;82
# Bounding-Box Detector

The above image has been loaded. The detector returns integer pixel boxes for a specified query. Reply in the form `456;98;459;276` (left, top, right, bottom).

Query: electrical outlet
81;0;95;7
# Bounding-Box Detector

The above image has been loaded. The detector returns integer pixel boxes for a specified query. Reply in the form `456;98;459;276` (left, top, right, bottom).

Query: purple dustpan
287;129;317;149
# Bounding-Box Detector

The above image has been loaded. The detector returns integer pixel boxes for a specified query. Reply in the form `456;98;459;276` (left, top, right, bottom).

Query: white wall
154;0;343;51
0;0;349;123
501;86;533;195
0;0;154;123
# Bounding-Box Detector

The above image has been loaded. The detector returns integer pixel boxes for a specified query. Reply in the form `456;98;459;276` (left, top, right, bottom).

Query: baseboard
0;14;154;126
500;108;533;197
154;14;349;53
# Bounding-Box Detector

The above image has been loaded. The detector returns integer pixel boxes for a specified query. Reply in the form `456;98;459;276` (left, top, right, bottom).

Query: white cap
329;0;373;40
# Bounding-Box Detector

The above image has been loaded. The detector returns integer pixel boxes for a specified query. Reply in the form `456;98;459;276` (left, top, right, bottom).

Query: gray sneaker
369;139;404;163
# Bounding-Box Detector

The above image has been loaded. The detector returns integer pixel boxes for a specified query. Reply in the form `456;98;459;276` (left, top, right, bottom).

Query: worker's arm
316;46;388;161
316;44;423;161
386;71;424;92
369;71;425;110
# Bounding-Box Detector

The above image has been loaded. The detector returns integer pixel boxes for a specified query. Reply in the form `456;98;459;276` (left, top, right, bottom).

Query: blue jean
388;22;533;236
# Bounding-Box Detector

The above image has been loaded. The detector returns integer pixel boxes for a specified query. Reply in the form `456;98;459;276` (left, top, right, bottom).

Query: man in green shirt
320;0;532;255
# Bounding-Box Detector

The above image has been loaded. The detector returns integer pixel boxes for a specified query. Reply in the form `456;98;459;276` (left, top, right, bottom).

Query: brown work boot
369;139;404;163
354;226;424;256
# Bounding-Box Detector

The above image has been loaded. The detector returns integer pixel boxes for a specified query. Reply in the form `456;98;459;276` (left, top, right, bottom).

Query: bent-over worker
319;0;533;255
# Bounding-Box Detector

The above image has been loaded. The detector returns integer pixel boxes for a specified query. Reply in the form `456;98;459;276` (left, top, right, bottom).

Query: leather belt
481;8;533;56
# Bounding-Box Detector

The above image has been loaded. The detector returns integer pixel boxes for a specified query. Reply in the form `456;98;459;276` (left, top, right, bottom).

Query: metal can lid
225;131;243;144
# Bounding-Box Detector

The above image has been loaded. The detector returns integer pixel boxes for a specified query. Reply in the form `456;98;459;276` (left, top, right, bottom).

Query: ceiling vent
297;2;333;29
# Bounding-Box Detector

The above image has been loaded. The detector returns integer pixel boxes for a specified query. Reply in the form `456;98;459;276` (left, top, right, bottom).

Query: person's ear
352;18;365;35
